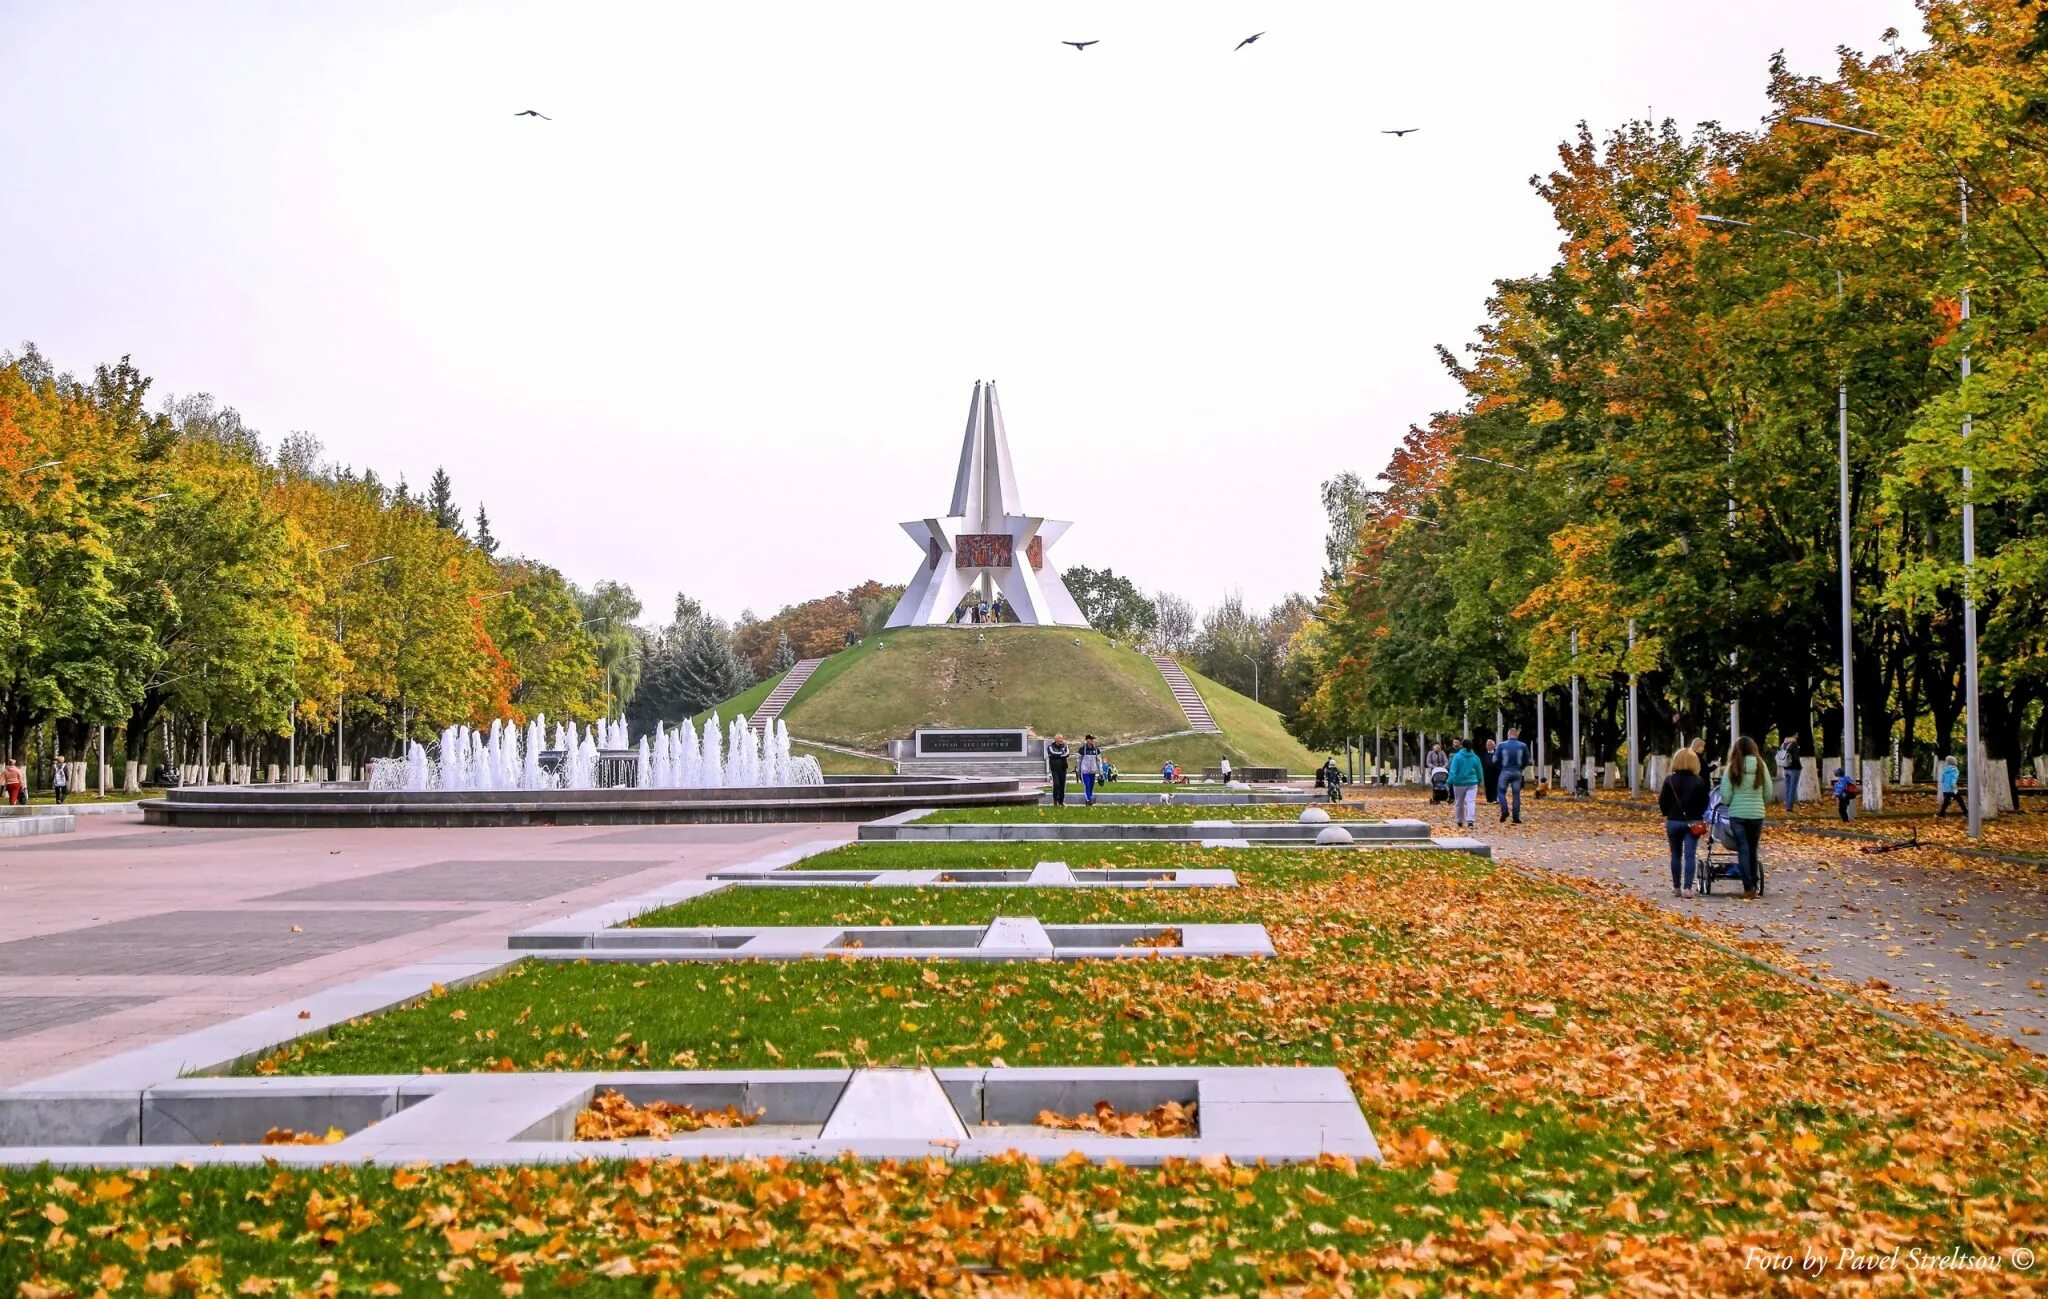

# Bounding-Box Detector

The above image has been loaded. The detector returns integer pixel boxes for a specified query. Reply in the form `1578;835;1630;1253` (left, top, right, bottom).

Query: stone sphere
1298;806;1332;824
1225;779;1249;790
1315;825;1354;847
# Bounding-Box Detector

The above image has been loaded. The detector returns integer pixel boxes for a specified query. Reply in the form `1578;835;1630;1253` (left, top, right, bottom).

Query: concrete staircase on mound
1150;656;1221;734
748;657;826;732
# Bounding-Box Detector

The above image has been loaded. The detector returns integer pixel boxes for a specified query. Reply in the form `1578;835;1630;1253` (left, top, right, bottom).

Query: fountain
367;715;823;792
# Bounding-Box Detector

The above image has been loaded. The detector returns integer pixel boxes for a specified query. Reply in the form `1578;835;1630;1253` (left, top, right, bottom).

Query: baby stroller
1697;790;1761;895
1428;766;1451;805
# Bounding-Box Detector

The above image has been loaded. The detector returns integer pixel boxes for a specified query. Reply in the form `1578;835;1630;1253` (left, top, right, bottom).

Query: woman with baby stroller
1712;736;1771;897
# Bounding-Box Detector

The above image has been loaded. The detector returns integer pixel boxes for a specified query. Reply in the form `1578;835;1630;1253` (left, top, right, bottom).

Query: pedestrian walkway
1346;787;2048;1051
0;817;853;1085
748;657;826;731
1150;656;1221;733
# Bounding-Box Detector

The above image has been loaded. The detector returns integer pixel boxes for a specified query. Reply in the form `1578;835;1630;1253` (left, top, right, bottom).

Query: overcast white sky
2;0;1921;623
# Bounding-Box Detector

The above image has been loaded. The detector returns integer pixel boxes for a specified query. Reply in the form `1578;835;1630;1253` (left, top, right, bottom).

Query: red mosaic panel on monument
954;534;1014;568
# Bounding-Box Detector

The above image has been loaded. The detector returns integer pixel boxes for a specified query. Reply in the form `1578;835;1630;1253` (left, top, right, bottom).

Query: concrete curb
516;918;1276;962
0;814;75;839
0;1066;1377;1167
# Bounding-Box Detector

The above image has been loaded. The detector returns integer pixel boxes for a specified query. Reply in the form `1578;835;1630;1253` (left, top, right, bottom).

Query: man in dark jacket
1045;734;1071;807
1480;738;1501;806
1493;729;1528;824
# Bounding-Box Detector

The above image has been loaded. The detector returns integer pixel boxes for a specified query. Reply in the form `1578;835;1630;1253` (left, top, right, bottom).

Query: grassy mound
701;625;1313;773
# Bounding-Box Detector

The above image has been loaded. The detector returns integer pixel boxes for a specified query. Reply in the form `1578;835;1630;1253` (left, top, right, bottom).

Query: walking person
1718;736;1773;897
1494;728;1528;824
1658;747;1709;895
52;754;69;806
1480;738;1500;806
1;757;23;806
1076;734;1102;806
1045;734;1071;807
1830;765;1856;823
1777;732;1803;813
1446;738;1483;829
1936;756;1962;817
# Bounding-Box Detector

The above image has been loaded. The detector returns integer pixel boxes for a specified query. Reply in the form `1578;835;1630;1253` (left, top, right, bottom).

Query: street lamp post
1236;652;1259;704
1626;617;1639;796
1794;114;1980;833
1570;629;1582;797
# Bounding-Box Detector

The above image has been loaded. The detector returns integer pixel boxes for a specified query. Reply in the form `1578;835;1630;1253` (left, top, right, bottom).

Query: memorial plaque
918;730;1026;756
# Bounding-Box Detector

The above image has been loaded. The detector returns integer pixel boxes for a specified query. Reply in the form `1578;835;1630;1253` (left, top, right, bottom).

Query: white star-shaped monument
885;381;1089;629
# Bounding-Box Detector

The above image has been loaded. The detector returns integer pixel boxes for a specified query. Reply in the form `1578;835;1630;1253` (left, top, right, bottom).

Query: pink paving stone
0;814;853;1086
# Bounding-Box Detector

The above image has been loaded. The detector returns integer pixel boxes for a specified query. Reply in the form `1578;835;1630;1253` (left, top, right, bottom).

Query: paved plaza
0;815;851;1086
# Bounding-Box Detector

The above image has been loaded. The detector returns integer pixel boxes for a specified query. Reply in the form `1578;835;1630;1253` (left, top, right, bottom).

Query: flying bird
1235;32;1264;50
1382;128;1419;137
1063;40;1098;51
513;110;552;120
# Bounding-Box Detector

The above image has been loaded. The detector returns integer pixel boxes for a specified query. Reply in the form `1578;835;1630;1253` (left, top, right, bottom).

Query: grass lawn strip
784;841;1311;871
915;802;1381;824
627;885;1254;929
9;841;2046;1293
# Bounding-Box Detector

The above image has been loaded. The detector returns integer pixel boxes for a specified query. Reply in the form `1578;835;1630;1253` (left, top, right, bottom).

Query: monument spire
886;381;1089;629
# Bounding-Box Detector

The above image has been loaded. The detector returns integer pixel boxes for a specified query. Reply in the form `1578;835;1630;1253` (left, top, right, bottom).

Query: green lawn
13;788;163;806
778;626;1188;749
791;741;893;775
244;848;1476;1077
915;802;1377;823
626;863;1320;926
250;955;1364;1076
783;841;1245;871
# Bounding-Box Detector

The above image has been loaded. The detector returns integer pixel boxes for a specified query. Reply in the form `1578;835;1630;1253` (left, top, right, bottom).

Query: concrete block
362;1076;597;1148
144;1081;403;1145
0;813;75;839
820;1068;967;1142
1026;862;1075;884
979;916;1054;957
734;928;844;955
1198;1100;1380;1157
1195;1067;1357;1105
1179;924;1276;956
1430;836;1493;858
0;1092;140;1146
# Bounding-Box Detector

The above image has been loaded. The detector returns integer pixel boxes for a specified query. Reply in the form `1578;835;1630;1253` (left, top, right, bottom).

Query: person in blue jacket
1936;756;1961;817
1831;766;1856;822
1446;738;1484;829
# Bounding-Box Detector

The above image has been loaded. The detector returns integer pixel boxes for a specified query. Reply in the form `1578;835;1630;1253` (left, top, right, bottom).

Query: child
1831;766;1856;822
1937;757;1960;817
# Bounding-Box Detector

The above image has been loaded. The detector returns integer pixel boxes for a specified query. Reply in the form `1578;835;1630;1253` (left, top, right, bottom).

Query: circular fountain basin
141;775;1038;828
